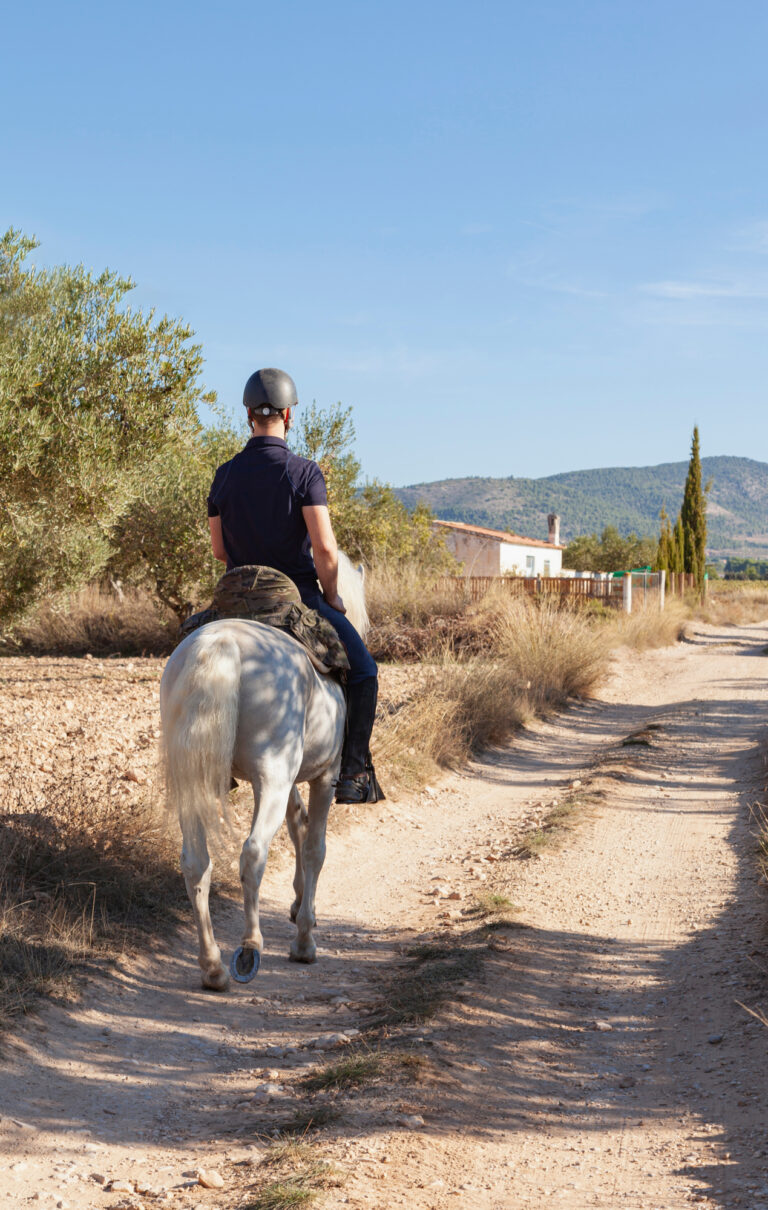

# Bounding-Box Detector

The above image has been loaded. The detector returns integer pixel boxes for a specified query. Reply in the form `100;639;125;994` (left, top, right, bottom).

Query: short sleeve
207;465;224;516
300;460;328;507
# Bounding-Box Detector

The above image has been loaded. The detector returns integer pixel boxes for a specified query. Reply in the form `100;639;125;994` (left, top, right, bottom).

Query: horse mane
337;551;369;640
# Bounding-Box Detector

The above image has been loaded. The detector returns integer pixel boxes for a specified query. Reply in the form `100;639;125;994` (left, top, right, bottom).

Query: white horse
160;554;368;991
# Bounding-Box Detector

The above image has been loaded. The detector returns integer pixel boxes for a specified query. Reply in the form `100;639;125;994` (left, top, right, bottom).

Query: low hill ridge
395;456;768;558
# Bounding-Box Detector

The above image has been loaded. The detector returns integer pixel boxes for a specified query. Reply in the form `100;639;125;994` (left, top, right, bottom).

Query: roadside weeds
243;1140;342;1210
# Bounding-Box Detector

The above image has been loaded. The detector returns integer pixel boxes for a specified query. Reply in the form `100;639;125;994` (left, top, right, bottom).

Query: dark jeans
301;590;378;686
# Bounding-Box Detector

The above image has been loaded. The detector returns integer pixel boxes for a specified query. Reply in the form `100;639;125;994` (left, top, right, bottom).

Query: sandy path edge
1;619;767;1210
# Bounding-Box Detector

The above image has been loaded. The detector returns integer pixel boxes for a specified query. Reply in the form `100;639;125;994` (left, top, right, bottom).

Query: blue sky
3;1;768;485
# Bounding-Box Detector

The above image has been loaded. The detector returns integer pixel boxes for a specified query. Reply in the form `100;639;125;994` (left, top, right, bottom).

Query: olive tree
0;229;217;625
107;424;242;620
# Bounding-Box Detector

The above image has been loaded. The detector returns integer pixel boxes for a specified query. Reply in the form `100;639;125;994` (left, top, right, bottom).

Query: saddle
178;565;350;678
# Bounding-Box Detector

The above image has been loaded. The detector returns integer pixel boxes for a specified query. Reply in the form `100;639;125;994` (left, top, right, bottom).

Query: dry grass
375;658;530;786
366;561;468;628
0;759;185;1029
300;1052;385;1092
511;791;597;859
607;597;690;650
468;891;521;922
697;581;768;627
481;594;610;701
276;1105;341;1136
7;586;177;656
244;1142;341;1210
369;939;486;1027
374;594;611;788
299;1047;430;1096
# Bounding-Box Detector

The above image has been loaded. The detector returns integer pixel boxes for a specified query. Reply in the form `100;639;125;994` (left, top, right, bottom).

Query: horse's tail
163;629;241;836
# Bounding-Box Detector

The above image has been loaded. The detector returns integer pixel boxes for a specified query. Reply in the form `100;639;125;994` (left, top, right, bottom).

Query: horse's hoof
231;946;261;983
202;966;230;992
289;943;317;965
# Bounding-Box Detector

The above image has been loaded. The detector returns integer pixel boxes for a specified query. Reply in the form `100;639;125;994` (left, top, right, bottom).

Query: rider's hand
325;592;346;614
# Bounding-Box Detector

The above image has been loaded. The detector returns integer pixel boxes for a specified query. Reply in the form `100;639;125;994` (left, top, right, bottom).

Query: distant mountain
395;456;768;559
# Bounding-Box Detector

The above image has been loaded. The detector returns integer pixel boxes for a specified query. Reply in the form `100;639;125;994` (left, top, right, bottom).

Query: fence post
623;573;632;614
659;569;666;612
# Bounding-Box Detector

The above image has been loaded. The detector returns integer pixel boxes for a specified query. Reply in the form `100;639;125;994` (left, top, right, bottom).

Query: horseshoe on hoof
230;946;261;983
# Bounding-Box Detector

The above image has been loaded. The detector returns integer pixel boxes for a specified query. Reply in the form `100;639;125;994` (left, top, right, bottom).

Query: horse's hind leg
285;784;309;923
180;819;229;992
290;771;333;964
235;782;292;980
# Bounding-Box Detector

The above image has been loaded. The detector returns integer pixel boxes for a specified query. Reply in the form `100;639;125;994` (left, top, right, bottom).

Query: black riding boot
335;676;385;804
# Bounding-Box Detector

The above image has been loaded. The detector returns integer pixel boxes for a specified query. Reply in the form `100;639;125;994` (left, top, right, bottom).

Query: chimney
547;513;560;546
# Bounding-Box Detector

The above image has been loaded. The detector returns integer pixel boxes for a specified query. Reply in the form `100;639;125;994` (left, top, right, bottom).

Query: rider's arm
302;505;346;614
209;516;227;563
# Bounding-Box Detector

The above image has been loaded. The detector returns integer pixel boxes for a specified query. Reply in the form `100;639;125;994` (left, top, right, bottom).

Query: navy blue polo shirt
207;436;327;595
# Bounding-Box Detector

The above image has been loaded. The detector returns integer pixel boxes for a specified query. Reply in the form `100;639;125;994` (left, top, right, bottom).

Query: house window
543;560;551;577
525;555;535;576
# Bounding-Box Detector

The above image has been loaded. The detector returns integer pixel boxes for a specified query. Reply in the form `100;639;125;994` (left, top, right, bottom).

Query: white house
433;514;564;577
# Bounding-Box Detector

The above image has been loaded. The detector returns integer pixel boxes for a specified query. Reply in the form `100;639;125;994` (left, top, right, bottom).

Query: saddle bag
178;565;350;678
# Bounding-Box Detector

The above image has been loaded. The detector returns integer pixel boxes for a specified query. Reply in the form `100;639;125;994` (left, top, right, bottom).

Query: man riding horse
207;367;380;805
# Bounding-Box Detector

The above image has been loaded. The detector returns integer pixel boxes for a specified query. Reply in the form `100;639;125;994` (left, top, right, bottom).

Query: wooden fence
437;575;624;605
666;572;698;597
436;571;696;610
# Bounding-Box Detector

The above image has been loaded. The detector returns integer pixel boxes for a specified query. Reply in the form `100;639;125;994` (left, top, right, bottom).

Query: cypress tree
655;505;672;571
679;426;708;593
673;515;685;574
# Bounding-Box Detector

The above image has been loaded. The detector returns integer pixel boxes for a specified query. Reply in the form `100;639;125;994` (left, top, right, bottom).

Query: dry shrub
480;594;610;701
375;595;610;788
0;758;185;1027
366;560;467;627
697;582;768;627
375;658;530;786
367;562;479;662
607;597;690;650
7;585;177;657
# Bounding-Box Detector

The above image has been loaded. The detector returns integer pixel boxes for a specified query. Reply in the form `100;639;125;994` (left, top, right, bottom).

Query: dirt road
1;619;767;1210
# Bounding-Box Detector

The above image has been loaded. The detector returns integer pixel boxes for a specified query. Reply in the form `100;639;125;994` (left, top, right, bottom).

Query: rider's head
243;368;298;436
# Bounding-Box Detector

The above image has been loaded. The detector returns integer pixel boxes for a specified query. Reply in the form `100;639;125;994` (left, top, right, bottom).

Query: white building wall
437;526;563;577
499;542;563;577
442;531;501;576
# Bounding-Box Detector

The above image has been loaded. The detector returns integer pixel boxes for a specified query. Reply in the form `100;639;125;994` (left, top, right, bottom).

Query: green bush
0;228;217;626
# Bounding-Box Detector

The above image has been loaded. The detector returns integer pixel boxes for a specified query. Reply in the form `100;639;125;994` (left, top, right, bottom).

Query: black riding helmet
243;368;298;416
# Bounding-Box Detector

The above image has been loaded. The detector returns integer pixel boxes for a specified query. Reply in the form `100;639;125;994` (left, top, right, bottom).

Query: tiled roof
432;518;564;551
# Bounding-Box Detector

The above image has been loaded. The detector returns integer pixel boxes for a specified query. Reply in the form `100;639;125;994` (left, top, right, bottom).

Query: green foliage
0;228;217;626
654;428;710;593
564;526;657;572
108;424;242;619
724;557;768;580
292;402;453;569
655;505;685;573
679;426;708;592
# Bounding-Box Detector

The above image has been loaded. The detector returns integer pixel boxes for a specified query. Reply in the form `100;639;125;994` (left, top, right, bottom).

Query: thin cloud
640;280;768;301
